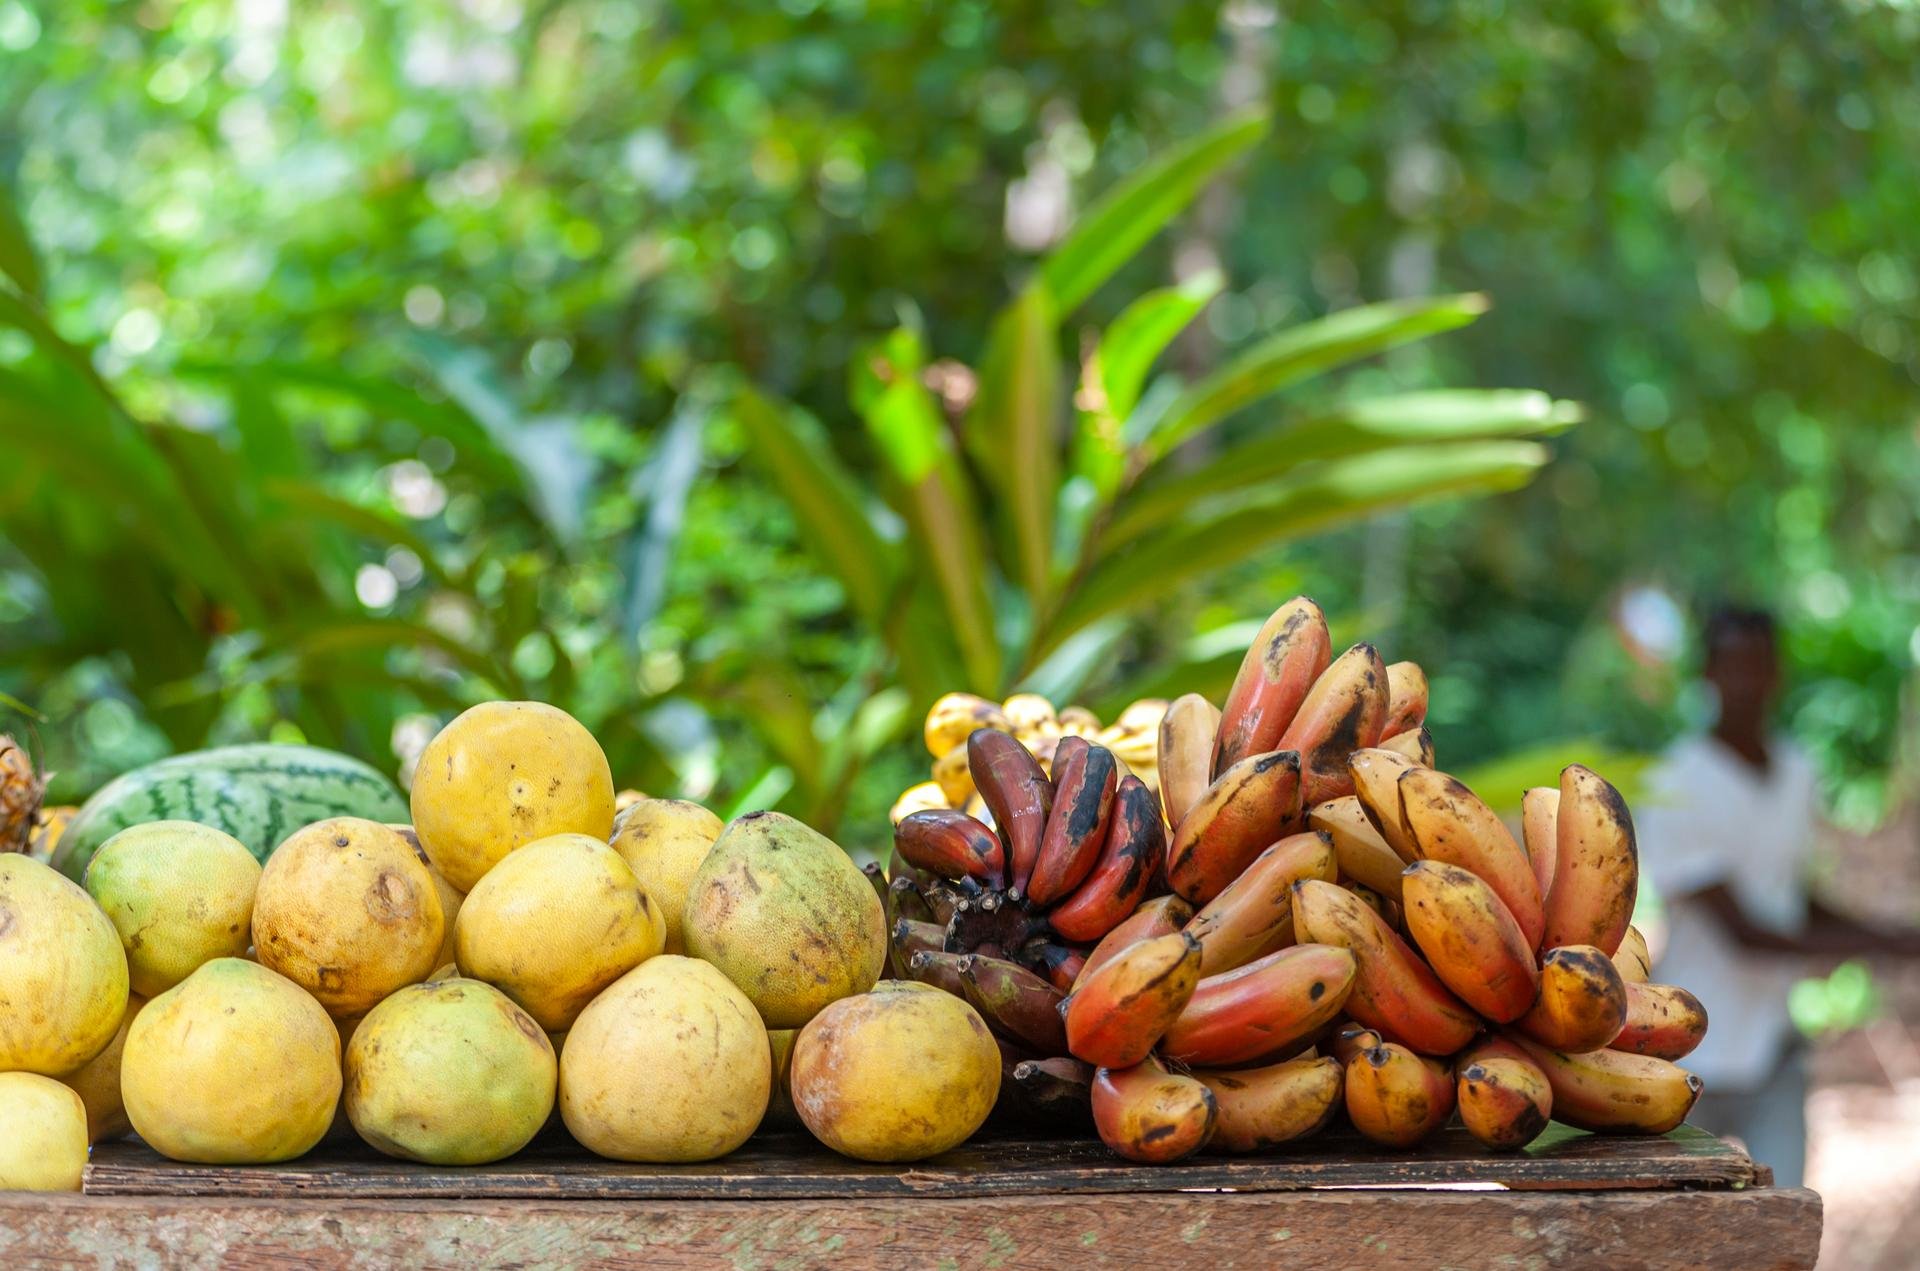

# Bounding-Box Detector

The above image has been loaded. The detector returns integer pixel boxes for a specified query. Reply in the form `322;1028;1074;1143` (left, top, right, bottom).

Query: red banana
961;953;1070;1055
1062;931;1202;1069
1615;982;1708;1061
1291;879;1479;1056
1027;941;1091;994
1381;661;1428;739
1166;750;1304;905
906;948;970;997
1091;1055;1217;1163
892;809;1005;886
968;727;1053;893
1158;943;1356;1068
1377;726;1435;766
1047;775;1166;943
1026;739;1118;906
888;874;935;925
1184;831;1337;976
1076;895;1194;988
1456;1052;1553;1151
1214;597;1332;777
1349;747;1421;862
1010;1056;1095;1124
1520;786;1560;901
890;919;946;978
1613;925;1653;984
1329;1021;1388;1066
1278;642;1390;805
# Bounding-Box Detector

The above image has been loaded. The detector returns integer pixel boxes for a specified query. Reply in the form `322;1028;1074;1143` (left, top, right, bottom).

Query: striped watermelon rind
51;744;410;880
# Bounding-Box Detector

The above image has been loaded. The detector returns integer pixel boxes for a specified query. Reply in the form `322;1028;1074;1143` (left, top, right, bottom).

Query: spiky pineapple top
0;734;47;855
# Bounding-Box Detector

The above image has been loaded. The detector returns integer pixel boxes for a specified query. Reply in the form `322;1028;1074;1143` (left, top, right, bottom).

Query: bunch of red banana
894;596;1710;1163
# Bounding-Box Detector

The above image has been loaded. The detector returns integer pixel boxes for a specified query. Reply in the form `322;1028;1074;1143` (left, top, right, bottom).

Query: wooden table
0;1125;1821;1269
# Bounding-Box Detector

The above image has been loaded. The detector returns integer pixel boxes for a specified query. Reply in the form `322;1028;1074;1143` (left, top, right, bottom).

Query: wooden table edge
0;1183;1825;1270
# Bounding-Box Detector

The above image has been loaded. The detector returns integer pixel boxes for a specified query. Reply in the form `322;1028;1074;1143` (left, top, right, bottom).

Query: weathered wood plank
84;1124;1757;1200
0;1187;1823;1270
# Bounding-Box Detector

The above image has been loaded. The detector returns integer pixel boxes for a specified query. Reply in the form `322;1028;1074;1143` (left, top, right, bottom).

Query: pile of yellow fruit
0;702;1002;1190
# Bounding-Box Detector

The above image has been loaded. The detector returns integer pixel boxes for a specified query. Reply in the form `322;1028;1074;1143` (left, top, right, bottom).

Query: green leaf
728;385;899;629
1041;110;1269;313
1109;389;1580;545
1144;293;1493;457
967;284;1063;610
619;402;706;646
0;184;43;299
262;479;459;589
1040;441;1550;656
259;618;518;697
724;765;797;820
176;359;530;507
1074;270;1223;497
856;330;1002;691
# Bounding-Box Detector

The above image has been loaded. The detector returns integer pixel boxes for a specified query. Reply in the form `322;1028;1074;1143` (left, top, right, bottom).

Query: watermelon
50;744;410;880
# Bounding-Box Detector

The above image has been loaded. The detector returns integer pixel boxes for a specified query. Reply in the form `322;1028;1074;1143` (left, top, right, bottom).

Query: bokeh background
2;2;1917;1258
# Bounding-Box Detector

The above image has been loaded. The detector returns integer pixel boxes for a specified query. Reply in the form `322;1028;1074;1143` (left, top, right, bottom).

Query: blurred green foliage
2;0;1917;849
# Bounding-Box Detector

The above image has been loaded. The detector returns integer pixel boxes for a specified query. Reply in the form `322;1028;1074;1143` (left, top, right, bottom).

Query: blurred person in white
1639;605;1920;1188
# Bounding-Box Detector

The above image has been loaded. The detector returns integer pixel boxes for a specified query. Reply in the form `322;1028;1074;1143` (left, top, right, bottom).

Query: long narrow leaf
1041;110;1269;312
856;332;1002;691
967;285;1063;612
619;402;706;645
0;376;265;616
416;339;597;545
1143;293;1492;457
728;386;899;630
178;358;526;493
1108;389;1580;545
1075;270;1223;497
260;618;519;696
1039;441;1550;657
263;479;459;590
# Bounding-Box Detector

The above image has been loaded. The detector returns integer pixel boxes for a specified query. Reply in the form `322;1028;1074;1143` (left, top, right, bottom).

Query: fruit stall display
0;601;1822;1268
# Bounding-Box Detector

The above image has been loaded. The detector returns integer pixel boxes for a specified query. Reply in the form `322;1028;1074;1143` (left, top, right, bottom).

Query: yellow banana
1344;1042;1455;1148
1348;747;1421;862
1306;796;1406;901
1517;945;1627;1053
1376;726;1435;766
1508;1035;1702;1135
1401;860;1540;1024
925;692;1012;758
1157;693;1223;832
1397;766;1545;952
1541;764;1638;957
1456;1053;1552;1151
1612;925;1653;984
1196;1055;1344;1153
